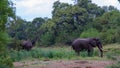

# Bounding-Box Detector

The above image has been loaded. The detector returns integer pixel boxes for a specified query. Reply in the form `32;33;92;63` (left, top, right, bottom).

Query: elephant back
72;38;89;45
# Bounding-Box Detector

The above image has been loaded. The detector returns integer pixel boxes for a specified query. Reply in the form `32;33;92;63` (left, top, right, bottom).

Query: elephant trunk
98;44;103;57
32;41;36;45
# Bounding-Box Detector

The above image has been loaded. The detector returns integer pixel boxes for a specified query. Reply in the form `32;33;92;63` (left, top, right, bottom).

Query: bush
80;28;99;38
7;38;22;50
40;32;55;46
9;47;102;62
0;54;13;68
100;29;116;44
114;28;120;43
9;48;75;61
0;32;13;68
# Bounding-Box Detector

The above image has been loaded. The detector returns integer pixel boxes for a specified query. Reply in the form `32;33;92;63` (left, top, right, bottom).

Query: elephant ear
89;38;97;47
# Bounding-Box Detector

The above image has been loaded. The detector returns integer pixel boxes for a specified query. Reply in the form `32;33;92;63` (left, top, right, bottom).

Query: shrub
7;38;22;50
9;47;102;62
0;32;13;68
100;29;116;44
80;28;99;38
40;32;55;46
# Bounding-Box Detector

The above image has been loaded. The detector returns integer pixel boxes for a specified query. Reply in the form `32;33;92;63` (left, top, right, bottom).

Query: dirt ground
14;60;115;68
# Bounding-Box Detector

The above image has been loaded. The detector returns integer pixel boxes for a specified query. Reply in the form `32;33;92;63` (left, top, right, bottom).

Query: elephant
21;40;36;51
72;38;103;57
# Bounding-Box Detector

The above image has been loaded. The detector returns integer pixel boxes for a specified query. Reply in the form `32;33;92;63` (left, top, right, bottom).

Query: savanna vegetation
0;0;120;68
7;0;120;47
0;0;15;67
11;44;120;68
8;44;120;62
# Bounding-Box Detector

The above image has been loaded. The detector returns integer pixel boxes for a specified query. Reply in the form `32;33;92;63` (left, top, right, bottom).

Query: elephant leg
75;50;80;56
26;47;31;51
100;50;103;57
77;51;80;56
22;46;25;50
87;48;93;57
26;48;29;51
99;48;103;57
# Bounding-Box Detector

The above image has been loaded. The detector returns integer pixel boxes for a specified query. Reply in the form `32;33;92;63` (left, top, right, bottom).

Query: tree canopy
7;0;120;47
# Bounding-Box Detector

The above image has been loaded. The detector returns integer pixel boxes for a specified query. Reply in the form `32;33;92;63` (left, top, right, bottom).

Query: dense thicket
0;0;15;67
7;0;120;47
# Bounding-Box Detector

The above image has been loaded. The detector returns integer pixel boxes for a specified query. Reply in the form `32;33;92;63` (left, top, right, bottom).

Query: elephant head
89;38;103;57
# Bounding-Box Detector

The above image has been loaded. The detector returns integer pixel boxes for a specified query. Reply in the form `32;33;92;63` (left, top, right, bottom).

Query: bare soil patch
14;60;115;68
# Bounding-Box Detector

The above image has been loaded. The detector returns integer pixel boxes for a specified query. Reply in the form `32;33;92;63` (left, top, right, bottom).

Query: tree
37;0;106;45
32;17;45;28
39;19;55;45
118;0;120;3
26;17;45;42
7;16;27;40
0;0;15;67
102;6;118;12
93;10;120;44
6;0;120;47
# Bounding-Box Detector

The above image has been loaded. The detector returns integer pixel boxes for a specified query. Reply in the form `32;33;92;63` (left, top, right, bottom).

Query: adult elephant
72;38;103;57
21;40;36;51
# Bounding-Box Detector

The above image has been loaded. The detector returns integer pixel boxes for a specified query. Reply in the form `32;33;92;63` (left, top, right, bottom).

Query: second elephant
21;40;36;51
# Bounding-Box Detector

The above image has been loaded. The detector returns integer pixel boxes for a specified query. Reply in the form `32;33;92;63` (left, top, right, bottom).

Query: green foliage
100;29;116;44
9;48;74;61
104;44;120;60
9;47;101;61
0;0;15;30
40;32;55;46
80;28;99;38
93;11;120;44
0;31;13;68
106;63;120;68
0;0;15;67
7;38;22;50
0;30;8;47
0;53;13;68
55;30;69;43
40;19;55;31
7;17;28;40
114;28;120;43
104;44;120;68
6;0;120;46
9;44;120;62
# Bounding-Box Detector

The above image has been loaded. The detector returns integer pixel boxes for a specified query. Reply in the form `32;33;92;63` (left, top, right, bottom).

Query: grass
9;47;100;62
9;47;76;61
104;44;120;68
9;44;120;62
9;44;120;68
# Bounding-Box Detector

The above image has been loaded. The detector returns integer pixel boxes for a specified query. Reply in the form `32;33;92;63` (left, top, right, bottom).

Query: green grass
9;44;120;62
9;47;100;62
104;44;120;68
106;63;120;68
9;47;76;61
